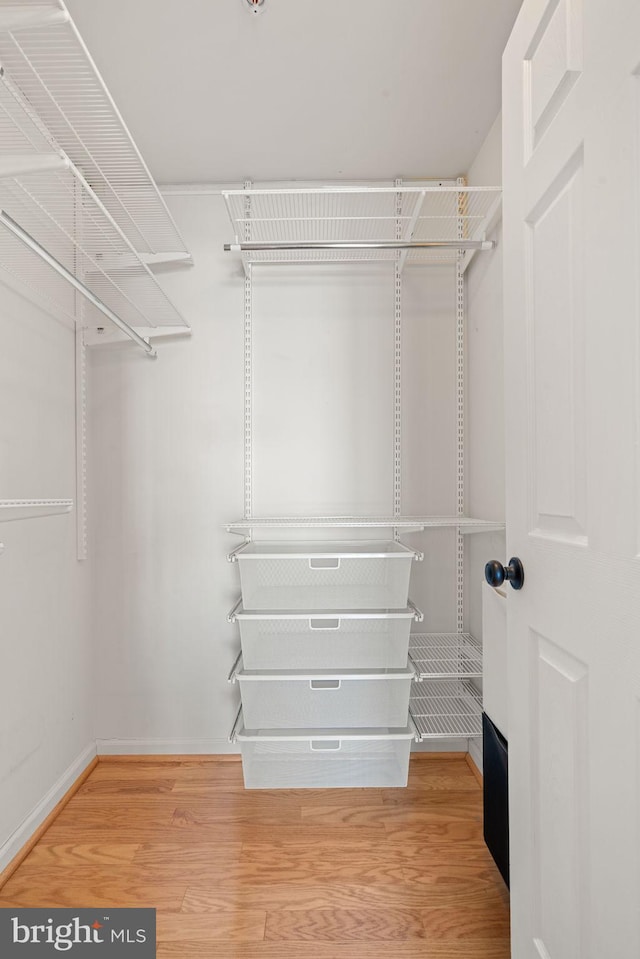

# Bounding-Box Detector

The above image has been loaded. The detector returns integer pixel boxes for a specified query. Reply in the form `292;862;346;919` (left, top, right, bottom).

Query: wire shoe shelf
410;680;482;739
409;632;483;680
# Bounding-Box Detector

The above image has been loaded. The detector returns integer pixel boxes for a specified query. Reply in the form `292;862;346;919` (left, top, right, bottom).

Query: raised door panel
526;150;586;544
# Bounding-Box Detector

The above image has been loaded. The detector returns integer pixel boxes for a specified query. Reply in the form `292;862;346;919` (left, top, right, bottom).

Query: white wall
465;112;507;763
89;189;463;752
0;281;94;871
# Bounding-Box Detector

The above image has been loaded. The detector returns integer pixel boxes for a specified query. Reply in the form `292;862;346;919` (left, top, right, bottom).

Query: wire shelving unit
410;680;482;740
225;180;503;758
0;1;193;554
409;633;482;680
0;67;188;337
222;185;501;268
0;0;190;259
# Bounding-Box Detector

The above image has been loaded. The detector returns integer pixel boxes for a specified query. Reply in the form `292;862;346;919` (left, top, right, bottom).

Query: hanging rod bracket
0;210;157;358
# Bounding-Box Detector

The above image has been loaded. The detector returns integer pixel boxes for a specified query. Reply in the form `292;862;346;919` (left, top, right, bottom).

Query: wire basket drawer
232;605;419;670
236;669;413;729
237;727;413;789
235;541;418;610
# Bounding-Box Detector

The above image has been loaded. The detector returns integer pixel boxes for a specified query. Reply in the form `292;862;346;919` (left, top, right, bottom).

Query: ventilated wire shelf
0;498;73;521
0;0;189;257
0;73;187;331
226;516;504;532
222;185;501;266
409;633;482;679
410;680;482;739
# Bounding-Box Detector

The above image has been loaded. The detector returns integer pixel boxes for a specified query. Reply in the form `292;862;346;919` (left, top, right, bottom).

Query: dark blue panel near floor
483;711;510;888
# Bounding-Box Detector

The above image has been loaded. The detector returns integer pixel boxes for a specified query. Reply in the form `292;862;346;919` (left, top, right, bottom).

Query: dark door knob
485;557;524;590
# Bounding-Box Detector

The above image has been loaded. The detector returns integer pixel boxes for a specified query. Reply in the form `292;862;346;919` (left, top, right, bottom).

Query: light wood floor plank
181;879;508;913
264;907;426;941
420;904;511;939
0;878;185;911
383;821;484;842
156;941;511;959
23;843;142;866
39;823;387;845
157;912;267;943
132;842;243;865
301;800;482;827
77;778;178;796
88;762;243;783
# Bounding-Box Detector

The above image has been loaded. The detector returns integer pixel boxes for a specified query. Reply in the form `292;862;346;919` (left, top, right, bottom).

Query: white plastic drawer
232;540;419;610
235;667;414;729
236;726;413;788
230;602;422;670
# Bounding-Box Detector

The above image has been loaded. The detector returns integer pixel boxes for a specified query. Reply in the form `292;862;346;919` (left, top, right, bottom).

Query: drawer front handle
309;618;340;630
310;740;341;751
310;679;341;690
308;557;340;570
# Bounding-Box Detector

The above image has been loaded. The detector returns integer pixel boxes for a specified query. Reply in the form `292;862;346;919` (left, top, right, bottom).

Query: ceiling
65;0;522;185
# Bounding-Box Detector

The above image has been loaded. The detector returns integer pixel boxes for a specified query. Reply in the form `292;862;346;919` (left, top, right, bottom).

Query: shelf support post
243;181;253;531
393;178;403;542
456;177;467;638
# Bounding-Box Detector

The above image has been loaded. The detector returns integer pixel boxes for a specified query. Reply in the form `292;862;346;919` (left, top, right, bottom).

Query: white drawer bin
236;726;414;788
232;541;419;611
229;602;422;670
235;667;414;729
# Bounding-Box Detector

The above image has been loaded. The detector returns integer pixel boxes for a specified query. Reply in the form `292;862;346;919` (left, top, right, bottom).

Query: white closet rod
0;211;157;358
225;239;495;252
224;240;495;253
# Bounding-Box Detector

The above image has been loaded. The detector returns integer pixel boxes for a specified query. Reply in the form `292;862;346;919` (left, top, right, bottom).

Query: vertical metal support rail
456;177;466;636
393;178;403;541
243;181;253;528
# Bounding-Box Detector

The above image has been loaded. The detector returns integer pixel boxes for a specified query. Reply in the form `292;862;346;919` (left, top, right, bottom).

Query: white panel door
503;1;640;957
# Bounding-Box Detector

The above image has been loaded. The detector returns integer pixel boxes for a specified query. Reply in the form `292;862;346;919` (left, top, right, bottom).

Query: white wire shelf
0;0;190;259
409;633;482;680
226;516;504;533
0;69;188;335
0;498;73;521
410;680;482;740
222;185;501;267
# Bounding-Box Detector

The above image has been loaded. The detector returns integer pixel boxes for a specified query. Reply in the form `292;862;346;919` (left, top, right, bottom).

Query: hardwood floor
0;755;510;958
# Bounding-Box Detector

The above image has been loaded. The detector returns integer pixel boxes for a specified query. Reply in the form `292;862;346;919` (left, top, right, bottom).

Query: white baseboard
96;738;239;756
468;737;483;774
411;739;468;753
0;742;97;874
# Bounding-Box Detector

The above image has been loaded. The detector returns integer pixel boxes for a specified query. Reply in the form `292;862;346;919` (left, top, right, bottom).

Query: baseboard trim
98;754;242;763
410;751;472;761
411;741;467;754
465;751;483;786
96;739;240;756
0;743;97;889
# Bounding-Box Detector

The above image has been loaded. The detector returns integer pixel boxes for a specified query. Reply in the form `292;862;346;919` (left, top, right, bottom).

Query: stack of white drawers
229;540;421;788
